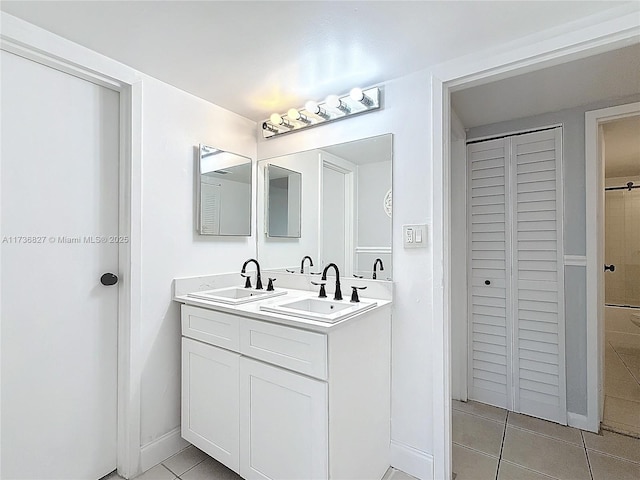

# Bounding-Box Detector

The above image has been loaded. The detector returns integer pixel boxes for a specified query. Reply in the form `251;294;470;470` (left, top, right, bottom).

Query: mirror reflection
257;134;392;280
266;165;302;238
197;144;252;236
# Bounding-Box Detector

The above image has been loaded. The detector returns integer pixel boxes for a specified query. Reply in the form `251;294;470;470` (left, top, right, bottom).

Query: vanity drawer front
240;319;327;380
181;305;240;351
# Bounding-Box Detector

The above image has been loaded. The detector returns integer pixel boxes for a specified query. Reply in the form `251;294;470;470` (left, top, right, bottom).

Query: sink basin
187;287;287;305
260;297;377;323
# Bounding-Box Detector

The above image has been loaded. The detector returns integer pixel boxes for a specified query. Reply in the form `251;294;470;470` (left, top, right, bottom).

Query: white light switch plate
403;224;428;248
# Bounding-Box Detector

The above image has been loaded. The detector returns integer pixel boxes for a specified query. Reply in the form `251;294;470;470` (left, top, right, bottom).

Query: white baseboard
567;412;592;431
140;427;189;472
390;440;434;480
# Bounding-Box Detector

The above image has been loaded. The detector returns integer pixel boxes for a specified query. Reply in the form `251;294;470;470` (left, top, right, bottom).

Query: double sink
187;286;376;323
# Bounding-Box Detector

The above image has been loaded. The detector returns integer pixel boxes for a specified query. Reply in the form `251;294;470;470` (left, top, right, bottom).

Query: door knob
604;264;616;272
100;273;118;286
485;280;491;285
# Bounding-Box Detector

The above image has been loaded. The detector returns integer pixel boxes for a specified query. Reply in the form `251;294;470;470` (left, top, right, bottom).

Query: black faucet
300;255;314;274
241;258;263;290
321;263;342;300
373;258;384;280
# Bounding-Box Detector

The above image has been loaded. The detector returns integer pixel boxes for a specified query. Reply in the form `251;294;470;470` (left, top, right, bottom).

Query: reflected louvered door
467;138;513;410
467;128;566;424
512;128;566;424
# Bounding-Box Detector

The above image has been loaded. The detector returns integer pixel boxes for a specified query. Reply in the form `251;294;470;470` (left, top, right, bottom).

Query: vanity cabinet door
182;338;240;473
239;357;328;480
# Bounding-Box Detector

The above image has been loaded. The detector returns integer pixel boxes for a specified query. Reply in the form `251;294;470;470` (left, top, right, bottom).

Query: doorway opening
593;112;640;437
446;44;640;479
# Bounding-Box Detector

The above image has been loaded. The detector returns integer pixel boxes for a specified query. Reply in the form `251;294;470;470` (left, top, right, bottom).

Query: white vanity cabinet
180;302;391;480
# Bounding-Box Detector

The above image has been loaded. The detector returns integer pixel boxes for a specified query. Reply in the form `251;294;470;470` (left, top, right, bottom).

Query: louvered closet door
512;128;566;424
467;138;513;410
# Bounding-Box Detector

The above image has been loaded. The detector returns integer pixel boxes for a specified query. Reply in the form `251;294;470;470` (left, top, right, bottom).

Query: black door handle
604;264;616;272
100;273;118;286
485;280;491;285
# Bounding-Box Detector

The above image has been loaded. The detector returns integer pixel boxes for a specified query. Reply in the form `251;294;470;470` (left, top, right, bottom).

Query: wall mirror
197;144;252;236
257;134;392;280
266;165;302;238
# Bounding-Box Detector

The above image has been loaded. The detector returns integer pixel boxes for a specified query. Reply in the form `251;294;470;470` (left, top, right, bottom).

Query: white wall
139;76;256;448
257;150;320;270
257;72;435;477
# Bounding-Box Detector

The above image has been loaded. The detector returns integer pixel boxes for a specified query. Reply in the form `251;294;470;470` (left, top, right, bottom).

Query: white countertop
174;287;392;333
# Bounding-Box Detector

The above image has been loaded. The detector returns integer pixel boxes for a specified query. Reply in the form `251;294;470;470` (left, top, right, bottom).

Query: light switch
403;224;428;248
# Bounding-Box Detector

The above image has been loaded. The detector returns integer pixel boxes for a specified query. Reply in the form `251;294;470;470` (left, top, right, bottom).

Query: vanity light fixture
269;113;293;129
350;87;374;107
326;94;351;114
262;85;381;138
304;100;330;119
287;108;311;124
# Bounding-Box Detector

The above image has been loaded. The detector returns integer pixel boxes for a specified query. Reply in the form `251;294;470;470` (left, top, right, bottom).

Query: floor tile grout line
452;407;508;425
609;342;640;387
504;422;585;447
452;441;501;459
499;460;560;480
582;431;594;480
494;411;508;480
584;447;640;466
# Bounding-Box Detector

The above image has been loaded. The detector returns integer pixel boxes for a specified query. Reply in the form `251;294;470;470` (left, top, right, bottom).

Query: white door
467;128;566;424
511;128;566;424
467;137;513;410
322;163;347;272
239;357;328;480
182;338;240;473
1;51;120;479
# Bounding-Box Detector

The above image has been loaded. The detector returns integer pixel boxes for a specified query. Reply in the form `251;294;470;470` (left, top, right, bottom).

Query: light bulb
349;87;364;102
270;113;283;125
350;87;373;106
305;100;320;114
326;95;341;109
287;108;301;121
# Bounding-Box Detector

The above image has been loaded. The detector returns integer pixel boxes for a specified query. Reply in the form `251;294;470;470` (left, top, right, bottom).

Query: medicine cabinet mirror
265;165;302;238
257;134;392;280
197;144;252;236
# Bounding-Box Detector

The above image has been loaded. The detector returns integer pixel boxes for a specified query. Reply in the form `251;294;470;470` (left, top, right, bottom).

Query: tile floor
453;399;640;480
103;446;417;480
603;336;640;436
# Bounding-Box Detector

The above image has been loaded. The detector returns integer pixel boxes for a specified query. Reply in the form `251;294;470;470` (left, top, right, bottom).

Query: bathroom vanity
173;273;392;480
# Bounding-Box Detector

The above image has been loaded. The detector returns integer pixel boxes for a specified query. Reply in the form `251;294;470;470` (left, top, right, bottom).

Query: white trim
564;255;587;267
355;246;392;254
437;8;640;479
140;428;189;472
390;441;434;480
567;412;591;431
466;123;564;144
1;12;144;478
585;101;640;433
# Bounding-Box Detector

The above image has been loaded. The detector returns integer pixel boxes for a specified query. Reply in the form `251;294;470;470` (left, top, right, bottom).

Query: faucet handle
267;278;276;291
241;273;252;289
353;274;364;278
349;286;367;303
286;269;296;273
311;281;327;298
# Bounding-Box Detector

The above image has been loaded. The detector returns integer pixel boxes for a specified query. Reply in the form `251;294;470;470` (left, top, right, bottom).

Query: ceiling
603;116;640;178
452;44;640;128
322;134;392;165
1;1;633;122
